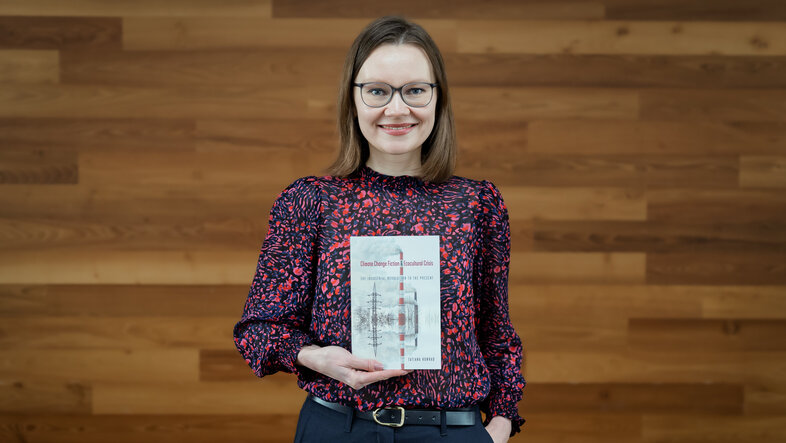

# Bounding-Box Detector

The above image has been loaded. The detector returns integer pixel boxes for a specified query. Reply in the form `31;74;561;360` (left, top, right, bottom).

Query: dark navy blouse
233;165;525;433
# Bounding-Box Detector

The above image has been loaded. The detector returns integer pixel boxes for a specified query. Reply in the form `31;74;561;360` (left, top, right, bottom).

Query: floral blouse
233;165;525;433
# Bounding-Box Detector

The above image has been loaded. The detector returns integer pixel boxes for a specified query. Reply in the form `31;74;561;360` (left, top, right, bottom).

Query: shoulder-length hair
327;16;456;183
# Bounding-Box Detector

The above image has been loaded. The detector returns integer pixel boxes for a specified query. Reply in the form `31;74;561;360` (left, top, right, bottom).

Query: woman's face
354;44;437;167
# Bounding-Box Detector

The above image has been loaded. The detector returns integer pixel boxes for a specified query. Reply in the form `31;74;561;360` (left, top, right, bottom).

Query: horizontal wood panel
0;49;58;83
528;350;786;383
0;284;249;317
628;318;786;351
520;382;743;413
0;317;237;350
273;0;605;20
647;252;786;284
0;16;121;50
459;154;739;188
122;17;457;52
0;380;90;414
501;186;647;221
447;53;786;89
740;155;786;187
531;220;786;252
0;0;273;17
0;250;260;284
0;349;199;382
510;252;646;284
0;413;300;443
93;377;303;414
0;147;77;184
457;20;786;55
640;88;786;121
528;120;786;155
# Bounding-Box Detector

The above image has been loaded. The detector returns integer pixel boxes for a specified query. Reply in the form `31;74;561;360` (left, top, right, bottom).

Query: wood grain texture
0;50;58;83
457;20;786;55
2;1;785;441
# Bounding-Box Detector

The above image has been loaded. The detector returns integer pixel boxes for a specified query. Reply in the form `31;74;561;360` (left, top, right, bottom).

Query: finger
346;355;384;372
353;368;409;385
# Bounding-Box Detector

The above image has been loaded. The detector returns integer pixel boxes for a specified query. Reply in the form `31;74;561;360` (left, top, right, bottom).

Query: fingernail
374;363;384;371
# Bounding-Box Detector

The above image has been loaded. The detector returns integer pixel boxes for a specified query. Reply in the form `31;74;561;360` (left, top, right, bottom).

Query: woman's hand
485;416;512;443
296;345;409;390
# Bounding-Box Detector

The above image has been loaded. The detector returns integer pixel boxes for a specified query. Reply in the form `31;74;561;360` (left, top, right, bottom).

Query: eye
368;88;389;96
406;88;425;95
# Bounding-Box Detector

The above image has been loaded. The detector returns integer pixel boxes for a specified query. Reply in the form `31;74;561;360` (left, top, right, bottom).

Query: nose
384;91;410;116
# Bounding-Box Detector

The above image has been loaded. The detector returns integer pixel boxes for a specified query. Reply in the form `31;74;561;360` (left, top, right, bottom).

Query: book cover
350;235;441;370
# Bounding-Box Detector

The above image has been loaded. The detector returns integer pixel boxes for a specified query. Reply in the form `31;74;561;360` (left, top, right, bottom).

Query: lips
378;123;418;136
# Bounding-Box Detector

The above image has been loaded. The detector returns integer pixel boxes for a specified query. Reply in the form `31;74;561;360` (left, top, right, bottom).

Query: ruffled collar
356;165;425;190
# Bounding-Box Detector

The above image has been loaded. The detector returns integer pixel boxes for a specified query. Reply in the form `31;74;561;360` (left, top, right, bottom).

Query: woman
234;16;525;443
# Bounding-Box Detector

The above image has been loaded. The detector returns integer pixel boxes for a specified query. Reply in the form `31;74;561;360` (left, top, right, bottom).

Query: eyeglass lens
359;83;434;108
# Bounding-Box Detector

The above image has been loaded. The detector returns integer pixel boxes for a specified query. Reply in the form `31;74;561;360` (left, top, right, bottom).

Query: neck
366;150;422;177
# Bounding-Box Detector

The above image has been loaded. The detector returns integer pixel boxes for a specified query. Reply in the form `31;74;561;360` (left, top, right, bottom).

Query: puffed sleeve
233;177;322;379
475;180;526;435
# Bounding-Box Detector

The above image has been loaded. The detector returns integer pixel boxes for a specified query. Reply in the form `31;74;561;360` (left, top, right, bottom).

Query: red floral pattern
233;166;525;433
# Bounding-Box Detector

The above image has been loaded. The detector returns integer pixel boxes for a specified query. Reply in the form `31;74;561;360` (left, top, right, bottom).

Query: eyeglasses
354;82;438;108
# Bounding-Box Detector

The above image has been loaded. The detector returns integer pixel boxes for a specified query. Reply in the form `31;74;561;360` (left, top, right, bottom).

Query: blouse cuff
484;391;526;436
277;329;314;376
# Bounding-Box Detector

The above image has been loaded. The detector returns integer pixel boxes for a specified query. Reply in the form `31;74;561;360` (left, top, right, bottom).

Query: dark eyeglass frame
353;82;438;108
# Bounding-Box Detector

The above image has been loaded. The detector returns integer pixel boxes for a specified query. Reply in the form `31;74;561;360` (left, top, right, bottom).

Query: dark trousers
293;396;494;443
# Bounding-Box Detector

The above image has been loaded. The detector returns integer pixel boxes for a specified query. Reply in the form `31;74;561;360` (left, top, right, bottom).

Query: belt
309;395;477;428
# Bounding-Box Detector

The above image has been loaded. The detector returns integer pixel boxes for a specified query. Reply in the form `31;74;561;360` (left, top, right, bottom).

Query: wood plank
0;284;248;317
745;381;786;414
78;150;325;188
0;216;266;252
509;284;704;321
510;252;646;284
0;380;90;414
605;0;786;21
647;252;786;285
701;286;786;318
200;349;252;381
453;86;638;120
458;154;738;188
515;412;642;443
628;318;786;351
0;16;121;50
122;17;457;52
0;183;273;221
0;413;300;443
648;189;786;223
196;118;337;153
521;382;743;414
272;0;604;19
0;349;199;382
447;53;786;89
527;350;786;383
0;249;259;284
531;220;786;253
0;50;58;83
0;317;238;350
640;88;786;121
501;186;647;221
60;48;343;87
642;414;786;443
740;155;786;188
93;377;304;414
0;118;195;151
0;84;329;119
0;147;78;184
528;120;786;155
457;20;786;56
0;0;272;17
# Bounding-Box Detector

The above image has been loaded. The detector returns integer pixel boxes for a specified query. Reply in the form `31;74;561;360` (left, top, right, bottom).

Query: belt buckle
372;406;405;428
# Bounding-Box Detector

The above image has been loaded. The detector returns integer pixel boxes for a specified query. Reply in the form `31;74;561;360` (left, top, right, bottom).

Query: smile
379;124;417;129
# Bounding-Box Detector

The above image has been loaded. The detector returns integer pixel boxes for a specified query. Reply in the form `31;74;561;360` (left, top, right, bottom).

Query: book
350;235;441;370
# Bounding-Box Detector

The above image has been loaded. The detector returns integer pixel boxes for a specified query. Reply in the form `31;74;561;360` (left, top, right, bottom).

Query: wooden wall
2;0;786;441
